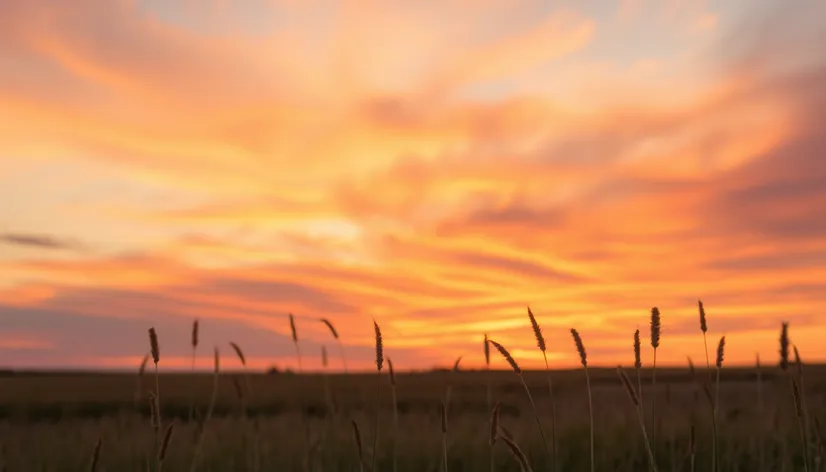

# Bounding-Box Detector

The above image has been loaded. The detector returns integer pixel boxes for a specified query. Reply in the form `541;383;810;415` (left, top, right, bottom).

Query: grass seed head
289;313;298;343
527;306;546;352
650;307;661;349
490;402;501;446
159;421;175;463
320;318;339;339
229;342;246;366
489;340;521;374
192;319;199;349
698;300;707;333
321;345;328;369
501;436;532;472
571;328;587;367
374;320;383;371
633;329;641;369
453;356;463;372
793;345;803;377
716;336;726;368
779;321;790;371
148;327;159;364
483;333;490;367
387;358;396;385
213;347;220;374
138;353;150;376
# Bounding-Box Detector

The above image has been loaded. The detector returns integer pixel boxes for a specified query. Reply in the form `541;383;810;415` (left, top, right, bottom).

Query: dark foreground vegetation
0;310;822;471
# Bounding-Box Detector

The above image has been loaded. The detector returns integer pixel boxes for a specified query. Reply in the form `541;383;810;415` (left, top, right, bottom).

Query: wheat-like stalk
634;329;645;423
618;366;657;472
756;352;765;472
689;423;696;472
794;345;812;472
793;377;811;472
443;355;463;418
490;402;501;446
699;301;711;382
440;400;448;472
571;328;594;472
388;357;399;472
188;319;198;423
484;333;495;472
527;306;557;472
488;339;550;464
372;320;383;472
229;342;246;366
189;347;220;472
148;327;162;455
89;437;102;472
501;435;533;472
229;341;253;402
321;345;336;420
320;318;348;373
780;322;789;371
650;307;661;450
289;313;302;372
158;421;175;472
135;353;150;407
712;335;725;472
352;420;365;472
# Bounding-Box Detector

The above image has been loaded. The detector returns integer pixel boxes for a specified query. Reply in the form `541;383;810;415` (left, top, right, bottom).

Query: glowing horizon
1;0;825;372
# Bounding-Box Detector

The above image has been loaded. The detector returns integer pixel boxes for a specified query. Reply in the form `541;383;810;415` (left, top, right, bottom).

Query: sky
1;0;825;372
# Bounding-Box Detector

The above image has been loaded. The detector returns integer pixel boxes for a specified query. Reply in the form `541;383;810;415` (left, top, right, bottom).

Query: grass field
0;361;823;471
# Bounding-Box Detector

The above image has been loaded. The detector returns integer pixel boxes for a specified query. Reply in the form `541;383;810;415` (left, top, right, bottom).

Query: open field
1;364;823;471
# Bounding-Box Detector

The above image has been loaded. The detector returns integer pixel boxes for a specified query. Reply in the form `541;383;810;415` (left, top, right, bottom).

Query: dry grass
527;306;557;472
488;339;551;465
0;312;823;472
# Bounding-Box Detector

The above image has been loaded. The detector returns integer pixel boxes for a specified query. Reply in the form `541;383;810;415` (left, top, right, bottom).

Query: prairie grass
0;313;822;472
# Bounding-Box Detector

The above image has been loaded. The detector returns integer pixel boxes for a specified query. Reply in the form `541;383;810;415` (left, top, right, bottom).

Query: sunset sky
1;0;825;372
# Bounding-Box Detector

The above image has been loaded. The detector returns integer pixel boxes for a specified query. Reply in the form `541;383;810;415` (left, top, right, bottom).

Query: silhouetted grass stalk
618;366;657;472
189;347;220;472
484;333;494;472
634;329;644;422
443;356;462;417
372;320;383;472
388;358;398;472
488;339;551;465
135;353;150;409
189;319;198;423
713;336;725;472
148;327;161;458
352;420;365;472
650;308;661;450
527;307;557;472
571;328;594;472
320;318;348;373
90;438;102;472
757;353;765;472
795;345;812;472
440;400;448;472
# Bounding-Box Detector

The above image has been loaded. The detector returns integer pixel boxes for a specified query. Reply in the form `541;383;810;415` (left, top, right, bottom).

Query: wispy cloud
0;232;84;251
